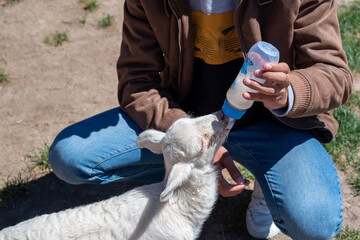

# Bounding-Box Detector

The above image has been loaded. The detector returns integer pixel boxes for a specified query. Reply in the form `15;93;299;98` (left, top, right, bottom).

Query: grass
28;143;51;172
336;226;360;240
0;69;9;83
333;0;360;194
44;31;69;47
323;0;360;195
79;14;88;24
238;165;254;180
0;174;32;210
79;0;98;12
222;162;254;187
96;14;115;27
338;0;360;72
324;93;360;194
0;144;50;210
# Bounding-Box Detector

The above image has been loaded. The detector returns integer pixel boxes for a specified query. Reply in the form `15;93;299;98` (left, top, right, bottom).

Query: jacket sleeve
117;0;187;132
287;0;353;118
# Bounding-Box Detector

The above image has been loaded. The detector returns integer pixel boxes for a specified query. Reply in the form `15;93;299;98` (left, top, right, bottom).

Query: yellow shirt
192;10;243;65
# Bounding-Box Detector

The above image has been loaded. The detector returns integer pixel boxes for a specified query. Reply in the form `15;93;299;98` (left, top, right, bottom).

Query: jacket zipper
168;0;182;90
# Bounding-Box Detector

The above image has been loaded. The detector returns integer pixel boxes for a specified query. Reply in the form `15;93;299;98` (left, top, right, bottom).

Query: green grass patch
336;226;360;240
325;93;360;194
79;14;88;24
0;174;32;210
338;0;360;72
0;69;9;83
334;1;360;195
96;14;115;28
44;31;69;47
239;165;254;180
28;143;51;172
79;0;98;12
0;144;50;210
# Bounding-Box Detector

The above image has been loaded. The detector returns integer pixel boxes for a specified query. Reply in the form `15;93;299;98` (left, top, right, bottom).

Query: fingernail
244;78;251;85
264;63;272;70
243;92;250;99
236;176;245;184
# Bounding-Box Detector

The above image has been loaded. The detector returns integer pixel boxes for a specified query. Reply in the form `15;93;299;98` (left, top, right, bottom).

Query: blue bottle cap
222;99;246;120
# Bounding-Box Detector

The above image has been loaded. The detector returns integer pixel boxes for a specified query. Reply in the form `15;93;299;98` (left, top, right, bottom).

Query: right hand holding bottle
243;62;291;110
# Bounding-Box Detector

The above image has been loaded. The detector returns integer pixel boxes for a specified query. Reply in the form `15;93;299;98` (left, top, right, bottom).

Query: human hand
213;146;250;197
243;62;291;110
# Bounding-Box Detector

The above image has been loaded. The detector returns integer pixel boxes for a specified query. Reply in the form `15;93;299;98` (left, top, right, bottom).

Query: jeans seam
332;169;344;238
90;147;139;177
227;140;285;225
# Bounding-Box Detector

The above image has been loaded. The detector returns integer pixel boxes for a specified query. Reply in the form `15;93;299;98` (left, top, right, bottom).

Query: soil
0;0;359;239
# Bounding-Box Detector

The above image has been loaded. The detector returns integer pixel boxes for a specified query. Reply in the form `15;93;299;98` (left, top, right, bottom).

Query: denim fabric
49;108;165;184
49;108;343;240
225;118;343;240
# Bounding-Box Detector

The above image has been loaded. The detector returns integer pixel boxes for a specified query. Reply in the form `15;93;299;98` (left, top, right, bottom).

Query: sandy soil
0;0;359;239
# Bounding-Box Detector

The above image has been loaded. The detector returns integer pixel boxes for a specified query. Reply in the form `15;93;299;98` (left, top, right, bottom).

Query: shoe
246;180;281;239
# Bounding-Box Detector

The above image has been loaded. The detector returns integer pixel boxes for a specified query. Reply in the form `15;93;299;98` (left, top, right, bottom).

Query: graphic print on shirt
192;10;243;65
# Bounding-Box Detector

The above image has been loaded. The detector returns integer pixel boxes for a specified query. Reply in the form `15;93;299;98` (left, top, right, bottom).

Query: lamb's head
136;110;234;202
136;111;233;166
163;110;233;165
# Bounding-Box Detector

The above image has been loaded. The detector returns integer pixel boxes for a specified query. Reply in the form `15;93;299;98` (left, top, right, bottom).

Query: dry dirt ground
0;0;359;239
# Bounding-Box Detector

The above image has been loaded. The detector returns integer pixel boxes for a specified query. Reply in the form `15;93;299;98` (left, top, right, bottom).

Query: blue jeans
49;108;343;240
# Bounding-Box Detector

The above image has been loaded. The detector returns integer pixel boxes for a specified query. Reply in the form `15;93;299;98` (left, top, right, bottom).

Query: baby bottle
222;41;280;119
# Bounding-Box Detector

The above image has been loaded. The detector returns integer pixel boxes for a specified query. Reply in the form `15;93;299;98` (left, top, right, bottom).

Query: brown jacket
117;0;353;143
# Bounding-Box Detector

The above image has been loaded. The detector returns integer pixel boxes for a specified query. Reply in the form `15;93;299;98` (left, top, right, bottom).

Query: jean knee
277;199;343;240
49;135;91;185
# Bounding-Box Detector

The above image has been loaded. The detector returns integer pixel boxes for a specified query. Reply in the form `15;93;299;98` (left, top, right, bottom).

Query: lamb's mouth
215;111;234;131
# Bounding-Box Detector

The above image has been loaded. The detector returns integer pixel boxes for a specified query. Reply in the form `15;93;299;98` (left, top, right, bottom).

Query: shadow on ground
0;172;257;239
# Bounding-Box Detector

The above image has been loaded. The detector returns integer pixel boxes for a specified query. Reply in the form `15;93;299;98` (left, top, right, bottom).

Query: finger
244;78;283;95
213;146;232;166
263;62;290;73
254;70;289;87
243;91;289;109
222;159;247;185
218;177;249;197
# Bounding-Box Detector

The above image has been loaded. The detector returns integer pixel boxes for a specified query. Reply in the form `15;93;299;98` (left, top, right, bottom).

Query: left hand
243;62;291;110
213;146;250;197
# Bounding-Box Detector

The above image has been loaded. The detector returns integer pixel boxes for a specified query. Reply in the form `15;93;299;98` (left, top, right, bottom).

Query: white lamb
0;111;234;240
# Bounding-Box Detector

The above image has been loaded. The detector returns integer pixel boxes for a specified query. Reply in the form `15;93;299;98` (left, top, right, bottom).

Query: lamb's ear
136;129;165;154
160;162;193;202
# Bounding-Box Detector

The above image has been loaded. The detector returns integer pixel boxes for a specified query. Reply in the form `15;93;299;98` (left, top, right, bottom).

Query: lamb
0;110;234;240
